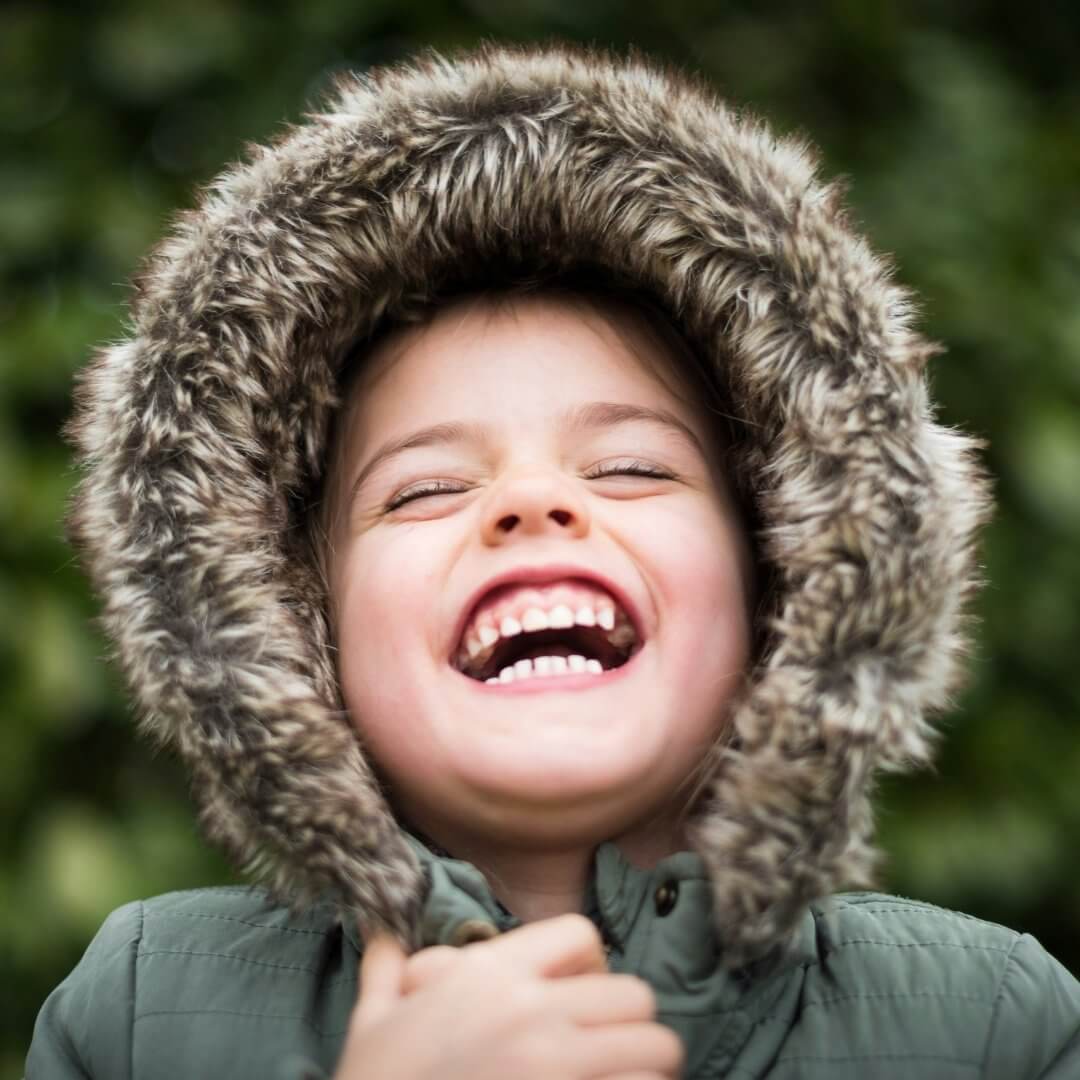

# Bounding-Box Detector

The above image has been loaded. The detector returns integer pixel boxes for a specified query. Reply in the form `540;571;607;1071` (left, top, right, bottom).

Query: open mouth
450;580;644;685
460;624;640;684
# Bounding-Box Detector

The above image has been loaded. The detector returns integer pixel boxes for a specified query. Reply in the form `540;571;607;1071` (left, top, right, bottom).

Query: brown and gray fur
62;39;994;968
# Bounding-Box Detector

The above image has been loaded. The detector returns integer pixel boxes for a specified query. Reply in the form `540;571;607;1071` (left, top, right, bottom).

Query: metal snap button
654;880;679;917
448;918;500;947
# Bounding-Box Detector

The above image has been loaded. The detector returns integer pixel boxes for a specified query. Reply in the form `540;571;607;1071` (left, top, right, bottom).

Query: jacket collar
338;832;818;1074
339;831;816;995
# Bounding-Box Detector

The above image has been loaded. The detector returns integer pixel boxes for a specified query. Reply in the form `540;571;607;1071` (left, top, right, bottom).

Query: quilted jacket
26;836;1080;1078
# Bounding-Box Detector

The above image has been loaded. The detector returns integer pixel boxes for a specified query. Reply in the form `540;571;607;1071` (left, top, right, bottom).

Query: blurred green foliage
3;1;1078;1074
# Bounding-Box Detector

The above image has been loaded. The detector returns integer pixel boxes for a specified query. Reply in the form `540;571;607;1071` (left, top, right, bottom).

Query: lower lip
452;646;644;694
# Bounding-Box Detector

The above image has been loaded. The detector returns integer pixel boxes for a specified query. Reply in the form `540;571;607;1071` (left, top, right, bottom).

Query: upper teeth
456;595;638;678
493;604;614;645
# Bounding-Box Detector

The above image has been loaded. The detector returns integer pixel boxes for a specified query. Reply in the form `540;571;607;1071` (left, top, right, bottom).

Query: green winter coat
29;36;1080;1080
27;836;1080;1078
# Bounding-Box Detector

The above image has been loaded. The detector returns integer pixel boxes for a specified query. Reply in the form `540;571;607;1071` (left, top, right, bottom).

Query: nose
480;467;590;545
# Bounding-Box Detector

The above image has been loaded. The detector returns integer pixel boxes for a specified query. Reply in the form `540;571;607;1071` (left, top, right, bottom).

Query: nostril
496;509;575;531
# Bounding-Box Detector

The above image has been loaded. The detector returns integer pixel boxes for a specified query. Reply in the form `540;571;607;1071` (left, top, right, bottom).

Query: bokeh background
3;2;1078;1073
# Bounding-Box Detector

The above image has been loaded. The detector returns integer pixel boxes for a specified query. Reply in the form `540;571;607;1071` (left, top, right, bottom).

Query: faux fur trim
63;40;993;965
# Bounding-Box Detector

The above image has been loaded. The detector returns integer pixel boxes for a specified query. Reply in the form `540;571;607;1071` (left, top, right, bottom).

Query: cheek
646;497;750;632
333;534;445;709
649;503;751;756
331;531;468;807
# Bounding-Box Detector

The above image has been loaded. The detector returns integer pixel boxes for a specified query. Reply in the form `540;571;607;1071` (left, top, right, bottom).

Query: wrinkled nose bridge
484;466;589;539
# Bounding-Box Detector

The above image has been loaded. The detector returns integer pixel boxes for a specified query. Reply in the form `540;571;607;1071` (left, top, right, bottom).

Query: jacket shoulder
27;898;144;1079
137;884;342;950
815;890;1022;949
786;892;1080;1078
26;888;350;1080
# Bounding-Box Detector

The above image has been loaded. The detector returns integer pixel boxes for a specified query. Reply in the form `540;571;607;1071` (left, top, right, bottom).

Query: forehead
339;291;708;450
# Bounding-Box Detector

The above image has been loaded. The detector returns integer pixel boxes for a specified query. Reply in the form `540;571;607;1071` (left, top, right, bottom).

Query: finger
481;913;608;978
600;1071;673;1080
542;974;656;1027
604;1074;676;1080
575;1022;685;1079
354;933;407;1027
401;945;460;994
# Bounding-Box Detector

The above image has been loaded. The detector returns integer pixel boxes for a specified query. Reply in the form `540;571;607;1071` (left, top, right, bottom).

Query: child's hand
397;917;599;996
333;913;684;1079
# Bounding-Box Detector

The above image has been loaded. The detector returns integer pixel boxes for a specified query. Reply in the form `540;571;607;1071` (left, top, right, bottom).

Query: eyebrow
348;401;706;498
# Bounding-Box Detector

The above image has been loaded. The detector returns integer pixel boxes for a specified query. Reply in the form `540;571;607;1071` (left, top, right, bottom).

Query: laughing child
28;40;1080;1080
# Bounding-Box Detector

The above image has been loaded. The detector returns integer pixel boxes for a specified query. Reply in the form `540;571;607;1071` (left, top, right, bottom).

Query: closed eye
385;480;468;511
385;461;674;512
585;460;674;481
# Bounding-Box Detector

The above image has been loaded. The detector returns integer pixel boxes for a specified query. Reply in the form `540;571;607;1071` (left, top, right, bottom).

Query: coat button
654;880;679;917
448;919;500;947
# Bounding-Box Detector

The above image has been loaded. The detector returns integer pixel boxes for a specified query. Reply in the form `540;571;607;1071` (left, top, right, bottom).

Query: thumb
353;932;407;1029
402;944;460;995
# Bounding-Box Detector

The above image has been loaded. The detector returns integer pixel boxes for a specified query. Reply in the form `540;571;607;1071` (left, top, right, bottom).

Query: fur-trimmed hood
63;39;992;968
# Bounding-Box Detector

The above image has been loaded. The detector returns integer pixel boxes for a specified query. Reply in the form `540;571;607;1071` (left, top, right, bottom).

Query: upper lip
448;562;646;663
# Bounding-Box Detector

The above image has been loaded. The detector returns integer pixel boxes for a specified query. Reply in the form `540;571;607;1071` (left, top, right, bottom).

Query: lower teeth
484;654;604;684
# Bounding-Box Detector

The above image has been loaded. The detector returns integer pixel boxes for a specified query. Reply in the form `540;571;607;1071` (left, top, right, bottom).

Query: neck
412;812;690;923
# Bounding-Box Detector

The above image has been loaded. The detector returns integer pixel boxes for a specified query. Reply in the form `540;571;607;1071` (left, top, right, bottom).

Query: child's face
325;294;753;850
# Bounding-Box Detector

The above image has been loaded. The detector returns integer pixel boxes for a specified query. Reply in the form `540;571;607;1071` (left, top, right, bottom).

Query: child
28;40;1079;1080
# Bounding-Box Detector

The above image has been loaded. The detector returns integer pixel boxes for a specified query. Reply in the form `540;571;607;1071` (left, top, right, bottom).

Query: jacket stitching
137;946;355;978
979;934;1023;1075
133;1007;347;1039
830;895;949;908
149;910;332;936
775;1052;979;1066
751;989;993;1026
130;901;144;1080
825;898;999;928
798;989;995;1009
830;905;993;921
152;887;268;898
830;938;1013;952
